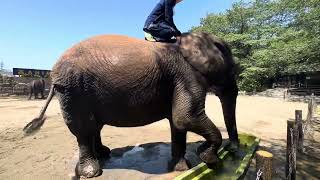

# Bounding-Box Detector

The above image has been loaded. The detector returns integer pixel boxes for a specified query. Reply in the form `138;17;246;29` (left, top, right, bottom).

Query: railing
287;86;320;96
0;83;29;96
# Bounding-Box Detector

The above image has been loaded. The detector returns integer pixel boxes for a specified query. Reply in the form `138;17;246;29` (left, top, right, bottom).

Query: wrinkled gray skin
28;79;45;100
24;32;239;178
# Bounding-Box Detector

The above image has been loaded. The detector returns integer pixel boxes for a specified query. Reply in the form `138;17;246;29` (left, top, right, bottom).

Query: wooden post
283;90;287;100
304;96;317;141
256;150;273;180
295;110;304;152
286;119;297;180
306;96;316;122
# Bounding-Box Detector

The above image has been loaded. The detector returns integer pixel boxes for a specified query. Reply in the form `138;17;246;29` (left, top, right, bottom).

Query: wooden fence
285;97;318;180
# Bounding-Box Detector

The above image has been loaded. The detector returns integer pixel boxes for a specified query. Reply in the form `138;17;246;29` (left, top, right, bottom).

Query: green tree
192;0;320;92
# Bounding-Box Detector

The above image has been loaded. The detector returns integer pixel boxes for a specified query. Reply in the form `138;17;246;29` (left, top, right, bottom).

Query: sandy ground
0;95;319;180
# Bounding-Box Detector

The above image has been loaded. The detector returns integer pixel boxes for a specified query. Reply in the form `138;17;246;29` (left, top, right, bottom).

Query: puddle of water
122;144;144;158
104;143;172;174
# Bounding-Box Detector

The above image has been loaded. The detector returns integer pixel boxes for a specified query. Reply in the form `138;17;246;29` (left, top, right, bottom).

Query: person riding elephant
144;0;182;42
28;79;45;100
24;32;239;178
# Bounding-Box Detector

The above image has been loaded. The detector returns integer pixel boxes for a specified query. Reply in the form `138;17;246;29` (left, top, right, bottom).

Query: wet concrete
70;141;206;180
68;140;241;180
101;142;206;180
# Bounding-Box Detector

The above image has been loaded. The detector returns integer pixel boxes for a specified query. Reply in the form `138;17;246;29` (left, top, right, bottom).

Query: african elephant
23;32;239;178
28;79;45;100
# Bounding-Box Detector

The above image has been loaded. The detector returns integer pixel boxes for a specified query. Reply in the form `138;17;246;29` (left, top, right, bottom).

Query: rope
256;168;263;180
286;127;295;180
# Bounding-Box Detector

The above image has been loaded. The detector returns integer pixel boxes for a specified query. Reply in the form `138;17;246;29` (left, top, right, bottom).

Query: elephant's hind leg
41;90;45;99
28;90;33;100
58;92;102;178
94;124;111;160
74;132;102;178
34;91;38;99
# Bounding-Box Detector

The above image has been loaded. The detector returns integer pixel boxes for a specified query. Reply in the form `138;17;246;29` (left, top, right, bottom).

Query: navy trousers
144;23;176;42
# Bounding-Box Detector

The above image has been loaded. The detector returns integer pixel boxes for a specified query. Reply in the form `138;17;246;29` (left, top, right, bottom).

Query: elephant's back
54;34;158;66
51;35;168;88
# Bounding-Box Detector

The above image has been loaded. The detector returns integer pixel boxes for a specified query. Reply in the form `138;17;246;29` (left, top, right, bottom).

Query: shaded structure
274;71;320;96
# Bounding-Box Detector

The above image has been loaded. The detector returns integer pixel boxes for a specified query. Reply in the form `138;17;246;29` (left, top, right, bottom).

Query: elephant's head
179;32;240;148
179;32;236;88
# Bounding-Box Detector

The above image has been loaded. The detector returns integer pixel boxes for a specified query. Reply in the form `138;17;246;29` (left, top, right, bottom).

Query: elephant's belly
95;101;171;127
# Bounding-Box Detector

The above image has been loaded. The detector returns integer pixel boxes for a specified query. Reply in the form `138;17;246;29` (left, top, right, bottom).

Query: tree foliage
192;0;320;91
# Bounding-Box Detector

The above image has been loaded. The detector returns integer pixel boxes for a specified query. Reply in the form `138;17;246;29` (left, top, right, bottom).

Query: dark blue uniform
144;0;181;41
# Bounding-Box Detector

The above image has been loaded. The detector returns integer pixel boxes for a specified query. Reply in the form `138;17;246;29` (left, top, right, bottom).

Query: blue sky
0;0;238;70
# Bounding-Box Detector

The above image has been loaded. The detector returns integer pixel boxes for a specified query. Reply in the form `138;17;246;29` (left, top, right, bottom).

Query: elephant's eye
193;50;200;55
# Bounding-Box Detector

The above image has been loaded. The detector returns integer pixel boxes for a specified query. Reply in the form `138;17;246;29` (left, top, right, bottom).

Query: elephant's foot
96;145;111;159
75;158;102;178
168;157;190;171
226;140;239;152
197;142;220;166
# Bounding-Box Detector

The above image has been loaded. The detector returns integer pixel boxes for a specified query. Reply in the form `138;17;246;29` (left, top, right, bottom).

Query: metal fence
0;77;51;96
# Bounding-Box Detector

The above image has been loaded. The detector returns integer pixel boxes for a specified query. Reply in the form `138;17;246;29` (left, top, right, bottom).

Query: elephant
28;79;45;100
23;32;239;178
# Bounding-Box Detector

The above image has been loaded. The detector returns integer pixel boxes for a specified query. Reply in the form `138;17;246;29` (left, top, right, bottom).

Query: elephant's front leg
190;114;222;165
172;86;222;167
169;123;189;171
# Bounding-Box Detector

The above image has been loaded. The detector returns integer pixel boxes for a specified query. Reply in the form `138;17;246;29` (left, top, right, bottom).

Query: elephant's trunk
218;79;239;145
23;85;55;135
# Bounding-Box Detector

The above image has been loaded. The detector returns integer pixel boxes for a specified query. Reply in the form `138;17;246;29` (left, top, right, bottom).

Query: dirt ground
0;95;319;180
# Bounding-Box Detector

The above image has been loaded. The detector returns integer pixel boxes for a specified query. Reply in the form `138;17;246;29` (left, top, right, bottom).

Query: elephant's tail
23;85;55;135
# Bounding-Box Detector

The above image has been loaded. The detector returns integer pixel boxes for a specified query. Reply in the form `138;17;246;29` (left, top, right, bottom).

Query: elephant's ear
179;33;225;75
